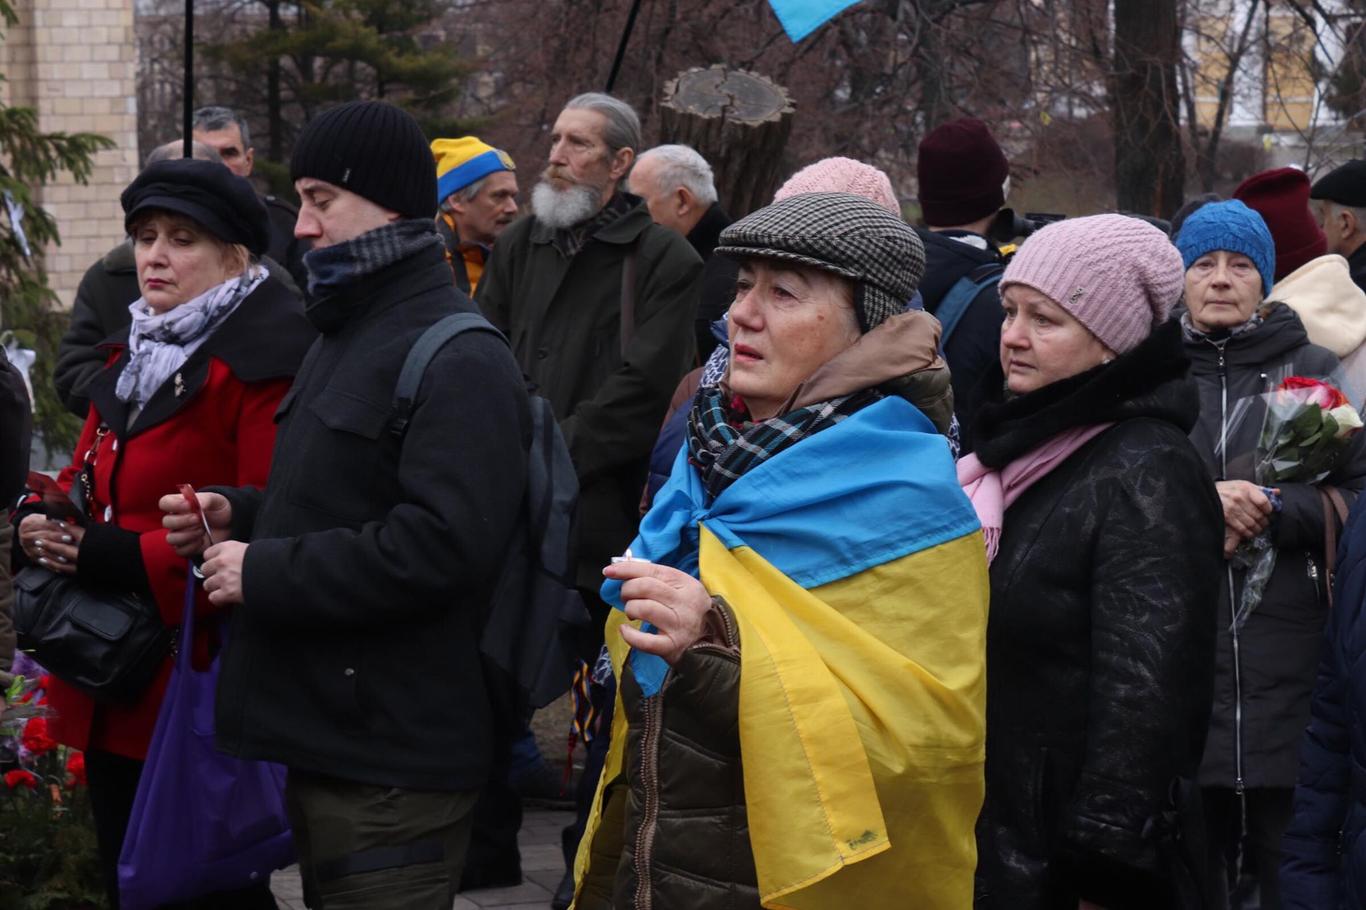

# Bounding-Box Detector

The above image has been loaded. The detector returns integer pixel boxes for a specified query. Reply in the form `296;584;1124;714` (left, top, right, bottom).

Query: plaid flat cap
715;191;925;331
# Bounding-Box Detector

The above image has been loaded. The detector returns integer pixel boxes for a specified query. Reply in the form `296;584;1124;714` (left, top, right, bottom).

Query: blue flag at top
768;0;861;42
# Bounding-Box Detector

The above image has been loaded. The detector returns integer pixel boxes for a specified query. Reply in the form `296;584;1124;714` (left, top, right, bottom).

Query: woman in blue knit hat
1176;199;1366;910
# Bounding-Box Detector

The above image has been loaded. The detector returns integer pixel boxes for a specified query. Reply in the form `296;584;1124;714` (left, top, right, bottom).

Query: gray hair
1320;199;1366;232
144;139;224;169
192;105;252;150
563;93;642;156
440;174;492;212
637;144;718;206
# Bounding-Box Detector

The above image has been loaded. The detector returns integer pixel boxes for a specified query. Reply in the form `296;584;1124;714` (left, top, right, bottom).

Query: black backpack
390;312;588;709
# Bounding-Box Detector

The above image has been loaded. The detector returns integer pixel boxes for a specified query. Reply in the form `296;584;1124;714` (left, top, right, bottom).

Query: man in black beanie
162;100;533;909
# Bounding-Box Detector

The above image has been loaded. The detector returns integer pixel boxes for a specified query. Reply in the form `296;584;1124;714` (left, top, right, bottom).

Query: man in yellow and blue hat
432;137;519;294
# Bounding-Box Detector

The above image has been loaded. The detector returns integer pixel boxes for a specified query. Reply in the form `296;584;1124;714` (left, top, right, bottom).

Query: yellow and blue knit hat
432;137;515;205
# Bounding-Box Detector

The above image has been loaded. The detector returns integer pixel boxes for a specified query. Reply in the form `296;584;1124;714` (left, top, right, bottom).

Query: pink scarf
957;423;1115;563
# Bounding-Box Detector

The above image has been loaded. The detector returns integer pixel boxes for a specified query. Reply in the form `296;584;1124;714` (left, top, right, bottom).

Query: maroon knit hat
1233;167;1327;281
916;118;1010;227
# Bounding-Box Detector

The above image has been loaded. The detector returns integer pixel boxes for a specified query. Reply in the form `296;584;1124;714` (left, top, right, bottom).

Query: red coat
28;278;314;760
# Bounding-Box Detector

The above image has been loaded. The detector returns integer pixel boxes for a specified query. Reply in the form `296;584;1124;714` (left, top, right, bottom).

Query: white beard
532;180;602;230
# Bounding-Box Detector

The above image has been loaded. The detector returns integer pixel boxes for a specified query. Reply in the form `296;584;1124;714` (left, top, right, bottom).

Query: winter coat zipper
1212;338;1246;795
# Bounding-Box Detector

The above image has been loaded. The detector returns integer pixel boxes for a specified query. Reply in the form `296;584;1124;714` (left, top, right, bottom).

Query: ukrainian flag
578;395;988;909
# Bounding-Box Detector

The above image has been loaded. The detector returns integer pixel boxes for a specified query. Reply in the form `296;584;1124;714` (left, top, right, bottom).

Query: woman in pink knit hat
773;156;901;215
963;214;1223;909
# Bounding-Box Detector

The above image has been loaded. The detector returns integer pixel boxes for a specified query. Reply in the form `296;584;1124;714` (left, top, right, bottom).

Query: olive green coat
476;198;702;588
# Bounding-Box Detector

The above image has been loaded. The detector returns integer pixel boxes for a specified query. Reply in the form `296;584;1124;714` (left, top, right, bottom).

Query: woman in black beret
13;157;314;908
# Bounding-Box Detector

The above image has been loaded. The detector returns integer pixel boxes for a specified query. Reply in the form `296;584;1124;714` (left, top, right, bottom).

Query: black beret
121;157;272;256
1310;159;1366;208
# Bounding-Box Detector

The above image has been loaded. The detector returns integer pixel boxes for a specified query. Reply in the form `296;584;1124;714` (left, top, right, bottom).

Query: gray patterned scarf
116;264;265;408
303;218;443;298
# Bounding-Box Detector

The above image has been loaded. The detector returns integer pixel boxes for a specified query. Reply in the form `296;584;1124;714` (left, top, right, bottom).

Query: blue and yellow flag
580;397;988;909
768;0;862;42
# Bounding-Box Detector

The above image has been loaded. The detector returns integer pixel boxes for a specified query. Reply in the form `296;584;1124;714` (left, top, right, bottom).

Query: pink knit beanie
774;157;900;215
1000;214;1185;354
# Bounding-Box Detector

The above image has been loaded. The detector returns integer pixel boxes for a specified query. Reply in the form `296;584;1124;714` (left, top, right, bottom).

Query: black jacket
54;241;140;417
687;202;739;362
263;194;309;293
915;228;1004;440
974;322;1223;910
1348;244;1366;294
215;242;532;791
0;350;30;685
1185;303;1366;790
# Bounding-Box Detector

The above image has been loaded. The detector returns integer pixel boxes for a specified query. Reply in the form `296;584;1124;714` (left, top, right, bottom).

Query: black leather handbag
13;567;173;701
12;427;174;702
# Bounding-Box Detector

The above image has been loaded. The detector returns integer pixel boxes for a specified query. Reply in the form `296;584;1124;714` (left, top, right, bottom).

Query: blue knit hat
1174;199;1275;296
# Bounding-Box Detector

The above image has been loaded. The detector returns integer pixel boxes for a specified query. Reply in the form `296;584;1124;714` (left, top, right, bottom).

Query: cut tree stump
659;66;795;218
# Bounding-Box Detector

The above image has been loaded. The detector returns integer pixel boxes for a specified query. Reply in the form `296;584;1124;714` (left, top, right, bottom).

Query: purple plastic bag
117;570;294;909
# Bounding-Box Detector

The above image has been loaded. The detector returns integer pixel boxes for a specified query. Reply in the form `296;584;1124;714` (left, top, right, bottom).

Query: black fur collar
972;319;1196;469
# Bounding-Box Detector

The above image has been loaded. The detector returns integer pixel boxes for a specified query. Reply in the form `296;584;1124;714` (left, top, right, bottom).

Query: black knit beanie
290;101;436;219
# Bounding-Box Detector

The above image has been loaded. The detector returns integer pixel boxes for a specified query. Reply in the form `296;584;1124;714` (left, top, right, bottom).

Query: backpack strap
390;312;506;438
1322;485;1351;607
936;262;1003;346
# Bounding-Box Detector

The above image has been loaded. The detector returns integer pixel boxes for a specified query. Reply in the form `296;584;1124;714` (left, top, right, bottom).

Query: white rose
1328;405;1364;439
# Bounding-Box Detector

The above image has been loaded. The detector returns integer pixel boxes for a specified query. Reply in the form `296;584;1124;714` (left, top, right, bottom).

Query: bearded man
477;92;701;614
473;92;700;899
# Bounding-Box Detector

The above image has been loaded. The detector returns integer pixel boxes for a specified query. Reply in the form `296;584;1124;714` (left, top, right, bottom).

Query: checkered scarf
687;384;879;503
303;218;443;297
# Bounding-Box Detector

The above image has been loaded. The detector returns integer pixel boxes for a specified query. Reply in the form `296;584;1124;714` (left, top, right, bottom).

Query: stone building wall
1;0;139;310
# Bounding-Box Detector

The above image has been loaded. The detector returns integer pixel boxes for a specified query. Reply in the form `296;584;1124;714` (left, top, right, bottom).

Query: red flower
4;769;37;789
20;717;55;755
1278;376;1349;410
65;751;86;787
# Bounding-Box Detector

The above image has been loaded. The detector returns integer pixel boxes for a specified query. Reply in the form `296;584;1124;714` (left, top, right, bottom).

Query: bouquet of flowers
0;655;102;908
1231;377;1363;629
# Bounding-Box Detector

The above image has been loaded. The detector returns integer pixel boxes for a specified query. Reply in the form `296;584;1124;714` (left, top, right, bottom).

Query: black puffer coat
974;322;1223;909
1185;303;1366;791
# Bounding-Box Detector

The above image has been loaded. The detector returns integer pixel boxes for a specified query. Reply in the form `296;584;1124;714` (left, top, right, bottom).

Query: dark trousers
284;768;479;910
459;723;523;889
1202;786;1294;910
84;748;278;910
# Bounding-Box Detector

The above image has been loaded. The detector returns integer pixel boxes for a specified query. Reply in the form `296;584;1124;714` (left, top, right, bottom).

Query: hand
18;514;83;576
201;540;247;606
1216;480;1275;541
159;491;232;557
1224;527;1242;560
604;560;713;666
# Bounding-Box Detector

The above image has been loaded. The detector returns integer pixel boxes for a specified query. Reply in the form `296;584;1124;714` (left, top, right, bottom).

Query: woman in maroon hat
13;157;314;908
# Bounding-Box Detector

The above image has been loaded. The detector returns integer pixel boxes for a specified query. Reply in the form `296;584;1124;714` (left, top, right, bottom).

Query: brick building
0;0;138;311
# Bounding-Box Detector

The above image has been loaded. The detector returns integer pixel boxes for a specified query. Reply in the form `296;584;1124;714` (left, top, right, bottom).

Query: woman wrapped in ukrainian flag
573;192;989;910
